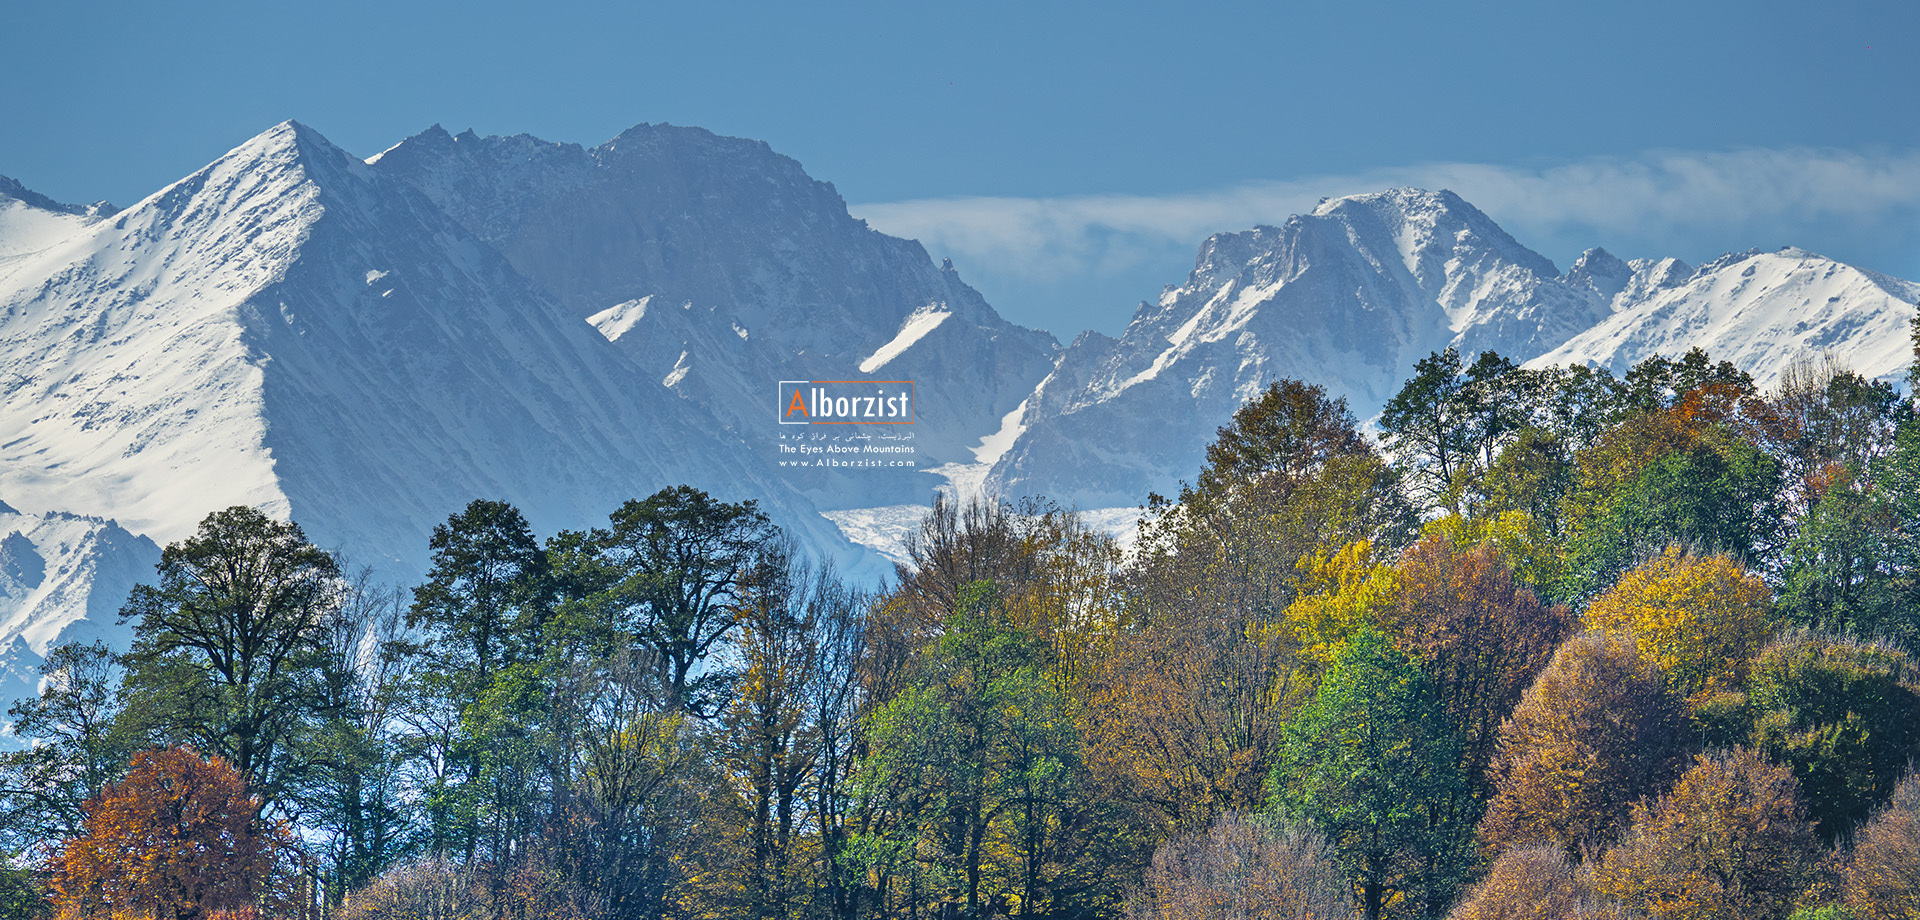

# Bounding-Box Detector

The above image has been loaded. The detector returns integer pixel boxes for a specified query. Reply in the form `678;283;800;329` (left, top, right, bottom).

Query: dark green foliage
1781;466;1906;645
1620;347;1755;412
1565;421;1783;603
0;861;46;920
406;498;553;692
116;505;345;814
586;485;777;715
1269;624;1470;920
400;499;554;861
1379;348;1476;513
855;581;1101;920
1745;633;1920;840
1483;426;1574;540
1878;417;1920;645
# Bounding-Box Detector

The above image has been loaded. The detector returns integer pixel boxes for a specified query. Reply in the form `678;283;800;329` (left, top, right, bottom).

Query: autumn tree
1126;812;1350;920
115;506;347;816
1842;768;1920;920
1446;844;1625;920
49;747;294;920
1094;382;1412;845
1581;546;1775;701
543;648;696;920
1479;631;1693;859
1133;379;1415;634
1269;624;1471;920
696;546;867;920
336;857;488;920
1594;747;1820;920
1770;358;1907;505
1387;534;1575;804
1082;600;1295;834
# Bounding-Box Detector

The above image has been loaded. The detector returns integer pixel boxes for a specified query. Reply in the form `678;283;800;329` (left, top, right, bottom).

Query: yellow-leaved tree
1580;545;1774;701
1283;540;1398;678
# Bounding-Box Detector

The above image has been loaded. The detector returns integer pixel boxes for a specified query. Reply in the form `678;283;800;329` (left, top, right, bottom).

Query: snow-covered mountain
985;189;1611;506
1532;246;1920;387
4;118;1917;709
0;504;157;724
366;124;1059;508
0;122;878;701
986;189;1917;509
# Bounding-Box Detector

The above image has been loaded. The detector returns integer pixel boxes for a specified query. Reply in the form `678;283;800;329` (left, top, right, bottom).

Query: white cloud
851;148;1920;280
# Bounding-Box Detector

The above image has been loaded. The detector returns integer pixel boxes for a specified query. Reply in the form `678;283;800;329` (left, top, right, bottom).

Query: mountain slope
0;505;157;726
987;190;1918;511
985;189;1609;506
0;121;868;588
1530;247;1920;388
368;124;1059;507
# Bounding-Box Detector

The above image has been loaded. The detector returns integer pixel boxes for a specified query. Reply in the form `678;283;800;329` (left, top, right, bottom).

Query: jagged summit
986;186;1606;505
1532;245;1920;387
371;121;1060;508
984;186;1913;509
0;174;107;217
0;118;867;580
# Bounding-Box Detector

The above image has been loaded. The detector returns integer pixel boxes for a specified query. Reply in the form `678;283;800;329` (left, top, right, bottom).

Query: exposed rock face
0;122;874;663
370;125;1059;507
987;189;1609;506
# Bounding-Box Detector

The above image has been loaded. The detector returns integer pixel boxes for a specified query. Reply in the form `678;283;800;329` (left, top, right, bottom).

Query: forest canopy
9;328;1920;920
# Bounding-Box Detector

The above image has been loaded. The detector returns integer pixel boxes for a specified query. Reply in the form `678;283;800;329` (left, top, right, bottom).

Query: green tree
1269;623;1471;920
587;486;777;716
0;643;128;856
1781;464;1905;645
1564;411;1783;603
399;499;553;862
855;582;1090;920
115;506;345;817
1380;348;1474;514
406;498;553;695
1745;633;1920;839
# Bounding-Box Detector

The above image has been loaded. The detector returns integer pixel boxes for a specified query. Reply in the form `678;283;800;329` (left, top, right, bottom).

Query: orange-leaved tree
50;747;294;920
1594;747;1820;920
1479;631;1693;859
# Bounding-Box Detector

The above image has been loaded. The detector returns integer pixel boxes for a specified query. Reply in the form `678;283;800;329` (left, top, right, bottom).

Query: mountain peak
0;174;96;216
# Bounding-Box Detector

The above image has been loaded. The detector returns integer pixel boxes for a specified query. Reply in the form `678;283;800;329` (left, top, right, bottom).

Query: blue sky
5;0;1916;339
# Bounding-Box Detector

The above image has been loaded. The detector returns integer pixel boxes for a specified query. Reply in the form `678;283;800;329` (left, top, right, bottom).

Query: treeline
8;329;1920;920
